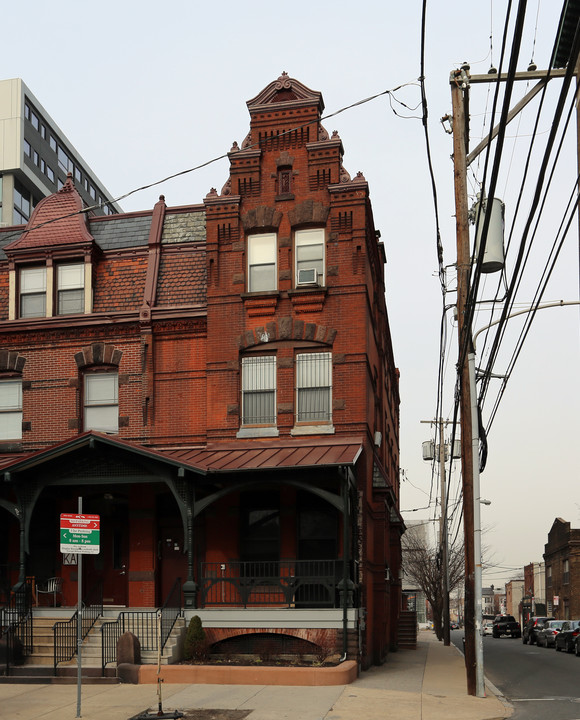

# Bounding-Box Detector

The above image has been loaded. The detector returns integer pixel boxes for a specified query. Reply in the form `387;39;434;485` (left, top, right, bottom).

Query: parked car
523;616;554;645
482;621;493;636
536;620;566;648
492;614;521;638
555;619;580;653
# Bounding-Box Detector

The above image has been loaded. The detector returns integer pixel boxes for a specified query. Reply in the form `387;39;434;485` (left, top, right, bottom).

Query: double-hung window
241;356;276;426
248;234;277;292
295;229;324;286
57;263;85;315
296;352;332;423
84;372;118;433
0;380;23;440
20;266;47;318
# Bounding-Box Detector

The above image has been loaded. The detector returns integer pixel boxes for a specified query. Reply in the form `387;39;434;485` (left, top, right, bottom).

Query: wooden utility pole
450;67;476;696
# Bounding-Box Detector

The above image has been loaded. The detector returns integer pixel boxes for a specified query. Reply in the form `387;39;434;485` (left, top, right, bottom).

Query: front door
159;525;187;602
84;497;128;605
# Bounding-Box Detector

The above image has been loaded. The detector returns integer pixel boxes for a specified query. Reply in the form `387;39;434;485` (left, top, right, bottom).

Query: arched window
83;369;118;433
0;379;23;440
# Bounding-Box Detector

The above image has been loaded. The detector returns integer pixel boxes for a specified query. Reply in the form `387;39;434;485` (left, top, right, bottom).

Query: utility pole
449;57;577;696
450;65;477;697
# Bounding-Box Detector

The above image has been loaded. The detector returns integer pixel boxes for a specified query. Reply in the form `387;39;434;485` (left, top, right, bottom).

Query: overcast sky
5;1;579;593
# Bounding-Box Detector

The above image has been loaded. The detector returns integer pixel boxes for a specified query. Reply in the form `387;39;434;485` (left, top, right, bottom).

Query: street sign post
60;513;100;555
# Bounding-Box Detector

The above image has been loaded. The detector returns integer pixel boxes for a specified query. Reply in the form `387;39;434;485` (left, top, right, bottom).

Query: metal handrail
160;577;183;651
53;580;103;675
101;578;183;672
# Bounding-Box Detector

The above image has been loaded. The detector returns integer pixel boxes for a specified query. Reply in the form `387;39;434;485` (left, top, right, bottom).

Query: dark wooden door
84;500;128;606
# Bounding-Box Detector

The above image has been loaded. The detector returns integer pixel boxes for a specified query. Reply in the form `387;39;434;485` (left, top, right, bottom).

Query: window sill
237;427;279;439
288;286;326;313
290;425;335;436
241;292;279;318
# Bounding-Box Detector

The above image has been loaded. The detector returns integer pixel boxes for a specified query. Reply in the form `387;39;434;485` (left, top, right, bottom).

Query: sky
5;1;579;593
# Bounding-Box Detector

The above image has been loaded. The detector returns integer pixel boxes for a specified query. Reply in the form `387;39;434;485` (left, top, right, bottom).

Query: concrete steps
398;610;418;649
2;609;185;683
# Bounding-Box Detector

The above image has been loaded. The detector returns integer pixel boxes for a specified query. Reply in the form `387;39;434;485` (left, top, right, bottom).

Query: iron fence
0;580;33;676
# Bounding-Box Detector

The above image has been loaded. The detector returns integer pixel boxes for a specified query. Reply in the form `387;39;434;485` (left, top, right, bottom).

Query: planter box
119;660;358;686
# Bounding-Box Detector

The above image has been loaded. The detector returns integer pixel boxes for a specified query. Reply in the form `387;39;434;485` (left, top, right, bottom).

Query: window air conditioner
297;268;319;285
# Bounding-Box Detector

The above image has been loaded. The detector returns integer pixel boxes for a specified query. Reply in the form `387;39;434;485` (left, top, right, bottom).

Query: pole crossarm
467;68;568;83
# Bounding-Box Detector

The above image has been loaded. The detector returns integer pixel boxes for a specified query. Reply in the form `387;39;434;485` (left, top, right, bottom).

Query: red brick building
0;73;402;668
544;518;580;619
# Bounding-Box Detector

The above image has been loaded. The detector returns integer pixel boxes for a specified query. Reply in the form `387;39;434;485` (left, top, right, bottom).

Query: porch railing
199;559;353;609
1;581;33;676
101;577;183;672
53;580;103;674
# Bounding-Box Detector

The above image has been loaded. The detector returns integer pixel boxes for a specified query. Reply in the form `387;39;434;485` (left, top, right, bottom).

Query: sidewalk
0;631;512;720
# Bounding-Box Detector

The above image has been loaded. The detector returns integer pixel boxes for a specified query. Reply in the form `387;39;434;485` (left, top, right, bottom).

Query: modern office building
0;78;121;227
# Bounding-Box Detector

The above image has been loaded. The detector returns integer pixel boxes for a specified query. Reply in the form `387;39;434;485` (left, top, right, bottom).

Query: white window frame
241;356;276;426
295;352;332;426
248;234;277;293
0;379;23;440
57;263;85;315
84;372;119;433
295;229;325;287
19;266;47;318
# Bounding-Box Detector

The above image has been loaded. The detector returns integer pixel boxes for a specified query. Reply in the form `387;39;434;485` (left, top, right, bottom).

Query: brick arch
74;342;123;369
241;206;283;232
288;200;329;227
0;349;26;374
237;317;337;350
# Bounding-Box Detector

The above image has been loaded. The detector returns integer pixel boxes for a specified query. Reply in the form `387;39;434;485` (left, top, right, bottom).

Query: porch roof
0;432;363;476
160;436;364;472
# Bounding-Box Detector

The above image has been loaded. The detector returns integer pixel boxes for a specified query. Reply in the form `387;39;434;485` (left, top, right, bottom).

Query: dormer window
57;263;85;315
19;266;47;318
15;261;89;319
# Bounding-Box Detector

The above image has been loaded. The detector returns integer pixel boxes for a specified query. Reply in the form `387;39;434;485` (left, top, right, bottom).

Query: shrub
183;615;207;661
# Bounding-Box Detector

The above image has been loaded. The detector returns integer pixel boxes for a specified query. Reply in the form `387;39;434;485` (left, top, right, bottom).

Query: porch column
12;504;26;598
182;484;197;608
338;468;354;658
